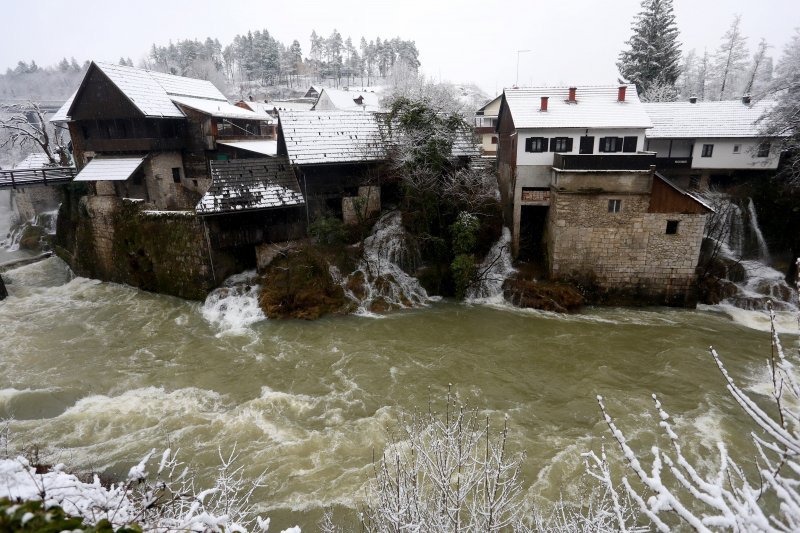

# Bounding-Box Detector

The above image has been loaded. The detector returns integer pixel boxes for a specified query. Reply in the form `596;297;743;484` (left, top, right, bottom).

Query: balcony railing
654;157;693;169
552;152;657;171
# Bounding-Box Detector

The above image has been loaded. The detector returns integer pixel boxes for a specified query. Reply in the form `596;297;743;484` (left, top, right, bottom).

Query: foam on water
201;270;266;334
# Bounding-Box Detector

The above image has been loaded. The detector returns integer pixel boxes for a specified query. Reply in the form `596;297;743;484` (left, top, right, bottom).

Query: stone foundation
55;189;247;300
547;190;707;306
342;186;381;225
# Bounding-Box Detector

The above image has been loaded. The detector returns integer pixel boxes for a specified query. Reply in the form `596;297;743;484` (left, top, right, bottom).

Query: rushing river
0;256;798;529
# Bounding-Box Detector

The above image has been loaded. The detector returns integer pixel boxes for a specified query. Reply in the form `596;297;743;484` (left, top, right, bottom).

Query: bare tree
361;388;526;532
595;292;800;531
744;38;771;96
714;15;749;100
0;102;70;166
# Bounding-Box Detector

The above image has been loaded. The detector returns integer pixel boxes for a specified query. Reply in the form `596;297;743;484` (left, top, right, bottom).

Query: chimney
689;96;698;104
568;87;577;102
742;94;751;105
540;96;549;112
617;85;627;102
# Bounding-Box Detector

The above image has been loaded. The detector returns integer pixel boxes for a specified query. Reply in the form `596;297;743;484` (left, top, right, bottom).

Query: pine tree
617;0;682;94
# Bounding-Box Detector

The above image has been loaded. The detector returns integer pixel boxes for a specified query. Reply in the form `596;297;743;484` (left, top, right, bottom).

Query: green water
0;257;796;529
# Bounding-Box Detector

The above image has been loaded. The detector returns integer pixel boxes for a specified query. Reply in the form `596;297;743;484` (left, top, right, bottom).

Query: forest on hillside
0;29;420;103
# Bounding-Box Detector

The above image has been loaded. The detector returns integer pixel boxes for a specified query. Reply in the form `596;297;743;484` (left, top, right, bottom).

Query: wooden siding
648;175;710;214
70;66;143;120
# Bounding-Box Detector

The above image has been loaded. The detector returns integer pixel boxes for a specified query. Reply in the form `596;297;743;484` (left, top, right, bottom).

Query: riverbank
0;256;794;529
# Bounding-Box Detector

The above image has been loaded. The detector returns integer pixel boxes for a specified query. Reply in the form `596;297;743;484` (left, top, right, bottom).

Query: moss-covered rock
503;278;584;313
17;224;46;250
259;246;354;320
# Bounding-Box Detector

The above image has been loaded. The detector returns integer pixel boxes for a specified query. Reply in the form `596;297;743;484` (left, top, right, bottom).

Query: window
599;137;623;152
622;136;638;153
525;137;548;152
490;136;498;145
701;144;714;157
733;144;741;154
171;167;181;183
756;142;771;158
550;137;573;152
608;199;621;213
666;220;679;234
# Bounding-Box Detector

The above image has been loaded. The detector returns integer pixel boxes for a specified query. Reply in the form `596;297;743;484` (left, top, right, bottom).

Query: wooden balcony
83;137;185;152
553;152;657;171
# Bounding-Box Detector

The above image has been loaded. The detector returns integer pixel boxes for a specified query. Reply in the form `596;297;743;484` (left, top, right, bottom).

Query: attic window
666;220;679;235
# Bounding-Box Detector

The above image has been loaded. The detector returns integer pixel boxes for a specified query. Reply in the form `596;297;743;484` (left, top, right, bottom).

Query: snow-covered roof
196;157;304;215
503;85;652;130
73;156;146;181
644;99;779;139
217;140;278;157
237;101;277;115
14;153;54;169
476;95;502;116
50;91;77;123
272;100;315;112
312;88;383;112
61;62;249;121
280;110;479;166
171;96;272;121
279;111;388;165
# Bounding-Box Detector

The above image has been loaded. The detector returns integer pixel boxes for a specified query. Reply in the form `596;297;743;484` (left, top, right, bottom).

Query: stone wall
342;186;381;225
55;189;244;300
547;189;707;306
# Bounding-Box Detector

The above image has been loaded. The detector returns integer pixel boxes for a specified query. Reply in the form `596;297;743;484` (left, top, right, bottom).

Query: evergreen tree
617;0;682;94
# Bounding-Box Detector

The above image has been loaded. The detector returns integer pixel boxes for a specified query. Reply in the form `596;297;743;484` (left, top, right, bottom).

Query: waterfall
201;270;266;333
465;227;515;303
705;194;797;312
333;211;434;316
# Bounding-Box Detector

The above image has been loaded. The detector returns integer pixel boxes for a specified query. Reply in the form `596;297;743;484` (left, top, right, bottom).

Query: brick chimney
617;85;627;102
689;96;697;104
568;87;577;102
540;96;549;112
742;94;751;105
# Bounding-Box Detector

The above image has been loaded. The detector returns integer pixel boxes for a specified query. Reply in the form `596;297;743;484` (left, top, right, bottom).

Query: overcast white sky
2;0;797;96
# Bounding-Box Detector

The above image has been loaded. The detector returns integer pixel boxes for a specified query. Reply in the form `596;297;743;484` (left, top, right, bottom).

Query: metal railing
0;167;77;189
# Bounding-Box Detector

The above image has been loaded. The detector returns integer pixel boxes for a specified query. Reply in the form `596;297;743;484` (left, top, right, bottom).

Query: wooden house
50;61;279;210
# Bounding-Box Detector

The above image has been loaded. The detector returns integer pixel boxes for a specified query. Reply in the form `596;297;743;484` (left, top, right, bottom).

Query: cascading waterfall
706;194;797;312
201;270;266;333
465;227;515;303
333;210;434;315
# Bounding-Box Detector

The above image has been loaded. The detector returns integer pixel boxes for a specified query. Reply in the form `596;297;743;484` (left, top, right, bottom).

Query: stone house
643;97;784;189
547;157;711;305
495;84;653;256
496;84;712;305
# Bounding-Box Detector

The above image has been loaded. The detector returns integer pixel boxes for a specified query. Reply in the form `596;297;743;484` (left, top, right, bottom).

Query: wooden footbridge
0;167;76;189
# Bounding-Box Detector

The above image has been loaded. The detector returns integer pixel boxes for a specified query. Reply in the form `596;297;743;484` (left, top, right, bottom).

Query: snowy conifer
617;0;682;94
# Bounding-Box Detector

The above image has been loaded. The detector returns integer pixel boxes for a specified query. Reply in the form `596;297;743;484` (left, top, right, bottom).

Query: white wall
515;128;647;166
690;138;779;170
